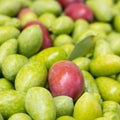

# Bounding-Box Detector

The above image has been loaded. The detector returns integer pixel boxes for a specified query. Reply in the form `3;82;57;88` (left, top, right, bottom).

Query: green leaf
69;36;94;60
0;113;3;120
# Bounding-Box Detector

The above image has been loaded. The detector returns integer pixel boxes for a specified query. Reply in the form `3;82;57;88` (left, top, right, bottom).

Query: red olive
64;3;94;22
57;0;84;9
48;60;84;101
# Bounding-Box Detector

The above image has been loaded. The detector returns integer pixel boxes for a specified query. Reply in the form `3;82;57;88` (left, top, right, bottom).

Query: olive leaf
69;36;94;60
